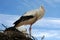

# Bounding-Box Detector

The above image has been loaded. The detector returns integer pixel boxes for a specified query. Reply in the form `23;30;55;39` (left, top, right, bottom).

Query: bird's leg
29;24;32;37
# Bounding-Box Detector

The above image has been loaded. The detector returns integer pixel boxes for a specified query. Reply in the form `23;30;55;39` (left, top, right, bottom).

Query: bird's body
14;15;36;27
14;6;45;27
13;6;45;37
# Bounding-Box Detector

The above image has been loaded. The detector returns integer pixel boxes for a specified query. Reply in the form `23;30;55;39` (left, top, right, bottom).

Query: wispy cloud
0;14;20;27
31;17;60;40
32;29;60;39
33;17;60;29
43;0;60;7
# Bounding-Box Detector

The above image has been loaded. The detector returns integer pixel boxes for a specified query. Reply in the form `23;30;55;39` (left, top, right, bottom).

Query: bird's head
36;5;45;20
39;5;45;13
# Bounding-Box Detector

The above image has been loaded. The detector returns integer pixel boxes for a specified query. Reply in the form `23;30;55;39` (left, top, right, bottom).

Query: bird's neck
36;9;44;20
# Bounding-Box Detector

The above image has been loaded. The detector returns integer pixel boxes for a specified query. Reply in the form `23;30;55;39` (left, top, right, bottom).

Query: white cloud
0;14;20;27
31;17;60;39
32;29;60;39
33;17;60;28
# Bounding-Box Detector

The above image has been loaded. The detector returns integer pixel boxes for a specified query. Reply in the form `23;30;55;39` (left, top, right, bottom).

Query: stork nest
0;27;33;40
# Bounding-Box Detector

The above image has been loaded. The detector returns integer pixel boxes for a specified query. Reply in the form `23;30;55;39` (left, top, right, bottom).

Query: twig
1;24;7;29
41;35;45;40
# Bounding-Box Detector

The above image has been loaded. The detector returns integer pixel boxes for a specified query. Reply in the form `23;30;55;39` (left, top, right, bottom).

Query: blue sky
0;0;60;40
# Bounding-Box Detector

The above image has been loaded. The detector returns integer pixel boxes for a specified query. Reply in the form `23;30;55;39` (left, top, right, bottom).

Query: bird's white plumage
23;6;45;20
16;25;27;34
23;10;37;16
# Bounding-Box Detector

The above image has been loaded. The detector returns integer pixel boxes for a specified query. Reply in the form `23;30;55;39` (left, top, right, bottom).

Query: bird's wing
13;15;34;26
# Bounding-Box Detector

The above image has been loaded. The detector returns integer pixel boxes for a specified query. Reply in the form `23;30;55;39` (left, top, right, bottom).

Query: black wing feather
13;15;34;26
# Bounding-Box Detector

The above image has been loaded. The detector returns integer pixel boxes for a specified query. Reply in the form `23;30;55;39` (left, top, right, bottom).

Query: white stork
13;5;45;37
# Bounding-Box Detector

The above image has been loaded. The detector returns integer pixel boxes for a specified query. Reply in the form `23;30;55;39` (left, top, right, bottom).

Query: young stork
13;6;45;37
